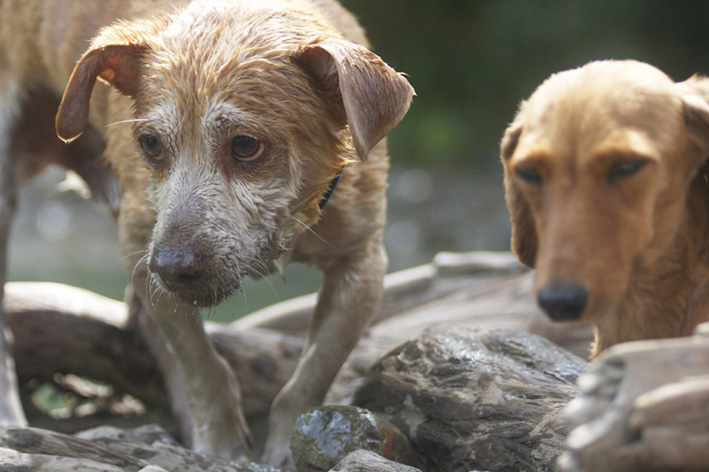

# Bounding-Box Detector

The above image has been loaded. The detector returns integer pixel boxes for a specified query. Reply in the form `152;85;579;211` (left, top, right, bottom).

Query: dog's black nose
537;284;588;321
149;246;203;292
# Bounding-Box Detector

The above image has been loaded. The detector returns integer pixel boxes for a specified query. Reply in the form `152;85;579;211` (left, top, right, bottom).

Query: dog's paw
262;419;295;468
192;420;252;461
190;376;253;460
261;441;294;469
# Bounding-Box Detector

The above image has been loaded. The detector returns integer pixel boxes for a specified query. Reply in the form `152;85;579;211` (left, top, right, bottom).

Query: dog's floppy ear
56;44;146;142
295;40;414;160
501;118;538;267
679;76;709;159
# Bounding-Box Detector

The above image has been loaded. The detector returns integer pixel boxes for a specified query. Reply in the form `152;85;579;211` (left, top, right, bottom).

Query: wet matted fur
0;0;413;465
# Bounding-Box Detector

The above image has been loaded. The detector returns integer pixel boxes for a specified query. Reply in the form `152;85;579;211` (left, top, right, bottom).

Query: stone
290;405;415;472
353;325;586;472
329;450;423;472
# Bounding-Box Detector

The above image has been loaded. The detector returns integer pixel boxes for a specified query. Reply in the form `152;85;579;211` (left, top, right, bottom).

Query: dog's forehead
518;61;684;160
134;40;328;142
135;2;336;109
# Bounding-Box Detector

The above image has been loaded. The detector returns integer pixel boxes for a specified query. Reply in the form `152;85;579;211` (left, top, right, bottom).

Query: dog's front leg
118;196;252;460
145;294;253;459
0;85;27;427
262;242;387;465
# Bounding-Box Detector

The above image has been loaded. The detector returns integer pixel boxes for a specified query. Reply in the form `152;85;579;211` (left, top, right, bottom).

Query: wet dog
501;60;709;357
0;0;413;464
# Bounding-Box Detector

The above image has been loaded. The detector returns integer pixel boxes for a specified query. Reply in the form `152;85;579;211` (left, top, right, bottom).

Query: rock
558;322;709;472
291;405;415;472
353;325;586;472
329;450;423;472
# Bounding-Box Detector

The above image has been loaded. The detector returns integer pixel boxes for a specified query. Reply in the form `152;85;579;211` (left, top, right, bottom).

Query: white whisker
290;216;343;254
105;118;149;128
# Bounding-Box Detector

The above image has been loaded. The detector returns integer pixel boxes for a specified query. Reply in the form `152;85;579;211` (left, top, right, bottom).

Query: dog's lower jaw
149;265;247;308
165;280;240;308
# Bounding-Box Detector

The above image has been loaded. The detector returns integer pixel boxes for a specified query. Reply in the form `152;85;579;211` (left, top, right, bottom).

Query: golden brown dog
501;60;709;358
0;0;413;465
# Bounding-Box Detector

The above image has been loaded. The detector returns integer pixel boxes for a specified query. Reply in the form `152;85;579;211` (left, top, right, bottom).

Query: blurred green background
9;0;709;319
341;0;709;170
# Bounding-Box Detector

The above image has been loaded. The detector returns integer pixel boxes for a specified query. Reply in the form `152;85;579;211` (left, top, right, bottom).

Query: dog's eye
231;136;264;162
139;134;163;160
515;166;543;186
607;159;648;184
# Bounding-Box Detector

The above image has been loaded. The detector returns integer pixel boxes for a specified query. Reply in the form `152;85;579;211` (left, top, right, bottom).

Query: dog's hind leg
0;78;27;427
263;241;388;466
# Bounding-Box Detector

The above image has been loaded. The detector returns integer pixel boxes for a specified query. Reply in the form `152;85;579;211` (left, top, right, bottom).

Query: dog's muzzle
149;245;205;293
537;283;588;321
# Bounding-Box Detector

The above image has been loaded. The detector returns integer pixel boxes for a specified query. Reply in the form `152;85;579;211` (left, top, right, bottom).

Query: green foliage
340;0;709;169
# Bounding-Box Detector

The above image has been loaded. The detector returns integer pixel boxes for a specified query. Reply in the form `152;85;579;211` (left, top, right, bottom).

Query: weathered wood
0;425;281;472
5;282;305;421
235;251;593;358
354;325;586;472
558;323;709;472
6;283;166;407
4;253;594;425
1;251;596;471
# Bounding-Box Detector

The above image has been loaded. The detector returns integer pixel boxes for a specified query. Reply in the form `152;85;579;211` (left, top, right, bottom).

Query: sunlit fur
502;60;709;357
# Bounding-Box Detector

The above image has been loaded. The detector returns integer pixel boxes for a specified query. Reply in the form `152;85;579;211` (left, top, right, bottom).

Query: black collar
318;168;344;211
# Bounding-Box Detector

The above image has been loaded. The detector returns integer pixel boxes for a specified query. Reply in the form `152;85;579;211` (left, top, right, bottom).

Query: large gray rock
353;325;586;472
290;405;415;472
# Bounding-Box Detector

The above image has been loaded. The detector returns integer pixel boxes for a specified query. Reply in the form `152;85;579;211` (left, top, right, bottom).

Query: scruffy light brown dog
501;60;709;358
0;0;413;465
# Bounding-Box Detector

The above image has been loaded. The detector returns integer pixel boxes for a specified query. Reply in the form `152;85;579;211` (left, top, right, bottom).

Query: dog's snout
537;284;588;321
150;246;204;291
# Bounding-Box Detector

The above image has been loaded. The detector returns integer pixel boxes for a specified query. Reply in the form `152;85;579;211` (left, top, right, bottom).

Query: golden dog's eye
607;159;648;184
231;136;264;162
139;134;163;160
515;166;542;186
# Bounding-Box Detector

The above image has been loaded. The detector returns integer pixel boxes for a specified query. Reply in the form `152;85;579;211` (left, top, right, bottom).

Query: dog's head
56;3;413;307
501;60;709;323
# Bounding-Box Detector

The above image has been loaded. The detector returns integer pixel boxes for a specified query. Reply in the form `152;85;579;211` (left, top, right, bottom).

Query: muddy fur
0;0;413;465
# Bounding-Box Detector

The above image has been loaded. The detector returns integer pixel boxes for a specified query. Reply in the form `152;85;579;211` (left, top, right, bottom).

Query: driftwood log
1;251;595;470
352;325;586;472
558;322;709;472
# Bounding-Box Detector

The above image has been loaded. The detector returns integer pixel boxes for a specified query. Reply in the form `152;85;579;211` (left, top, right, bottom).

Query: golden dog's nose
537;284;588;321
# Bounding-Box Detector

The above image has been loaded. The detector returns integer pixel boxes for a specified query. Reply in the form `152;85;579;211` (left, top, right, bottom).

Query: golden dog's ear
55;17;166;142
679;76;709;158
56;44;146;142
501;120;538;267
295;40;414;160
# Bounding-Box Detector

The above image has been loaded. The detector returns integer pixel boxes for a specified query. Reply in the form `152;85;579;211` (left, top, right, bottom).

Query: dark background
9;1;709;318
341;0;709;170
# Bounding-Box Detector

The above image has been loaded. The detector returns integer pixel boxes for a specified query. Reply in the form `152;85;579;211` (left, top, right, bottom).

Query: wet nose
537;283;588;321
149;245;203;291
